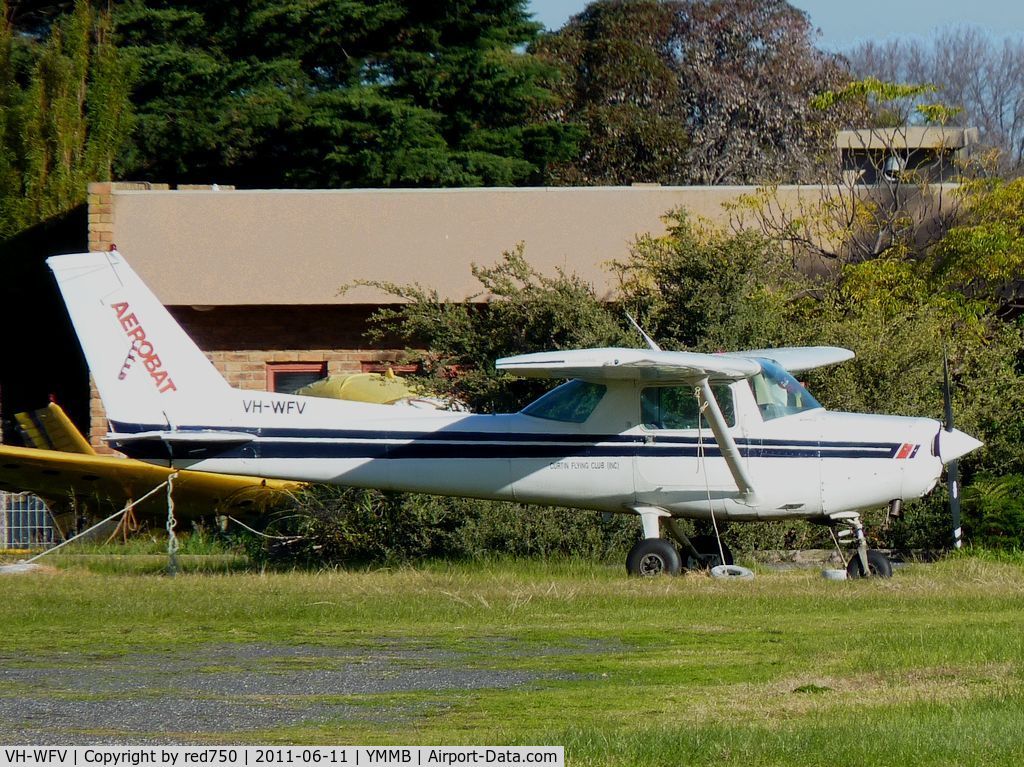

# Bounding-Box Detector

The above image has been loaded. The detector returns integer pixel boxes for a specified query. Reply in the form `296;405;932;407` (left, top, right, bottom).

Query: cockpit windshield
748;359;821;420
522;379;607;423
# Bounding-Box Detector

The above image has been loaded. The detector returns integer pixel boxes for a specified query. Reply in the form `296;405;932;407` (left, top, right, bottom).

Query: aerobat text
111;301;177;394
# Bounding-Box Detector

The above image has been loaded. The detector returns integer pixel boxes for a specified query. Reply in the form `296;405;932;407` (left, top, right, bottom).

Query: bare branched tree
847;28;1024;172
731;82;968;266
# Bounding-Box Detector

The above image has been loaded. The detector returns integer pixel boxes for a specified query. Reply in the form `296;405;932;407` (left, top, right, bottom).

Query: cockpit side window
522;379;607;423
748;359;821;420
641;384;735;430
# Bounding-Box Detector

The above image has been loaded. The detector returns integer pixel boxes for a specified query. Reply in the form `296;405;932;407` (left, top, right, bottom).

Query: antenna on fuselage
625;312;661;352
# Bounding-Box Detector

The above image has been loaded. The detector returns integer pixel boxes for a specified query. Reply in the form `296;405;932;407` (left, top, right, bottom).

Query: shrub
963;475;1024;550
250;485;641;568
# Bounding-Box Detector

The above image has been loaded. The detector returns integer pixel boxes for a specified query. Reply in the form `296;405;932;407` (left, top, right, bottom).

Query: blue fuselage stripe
107;422;901;462
108;420;900;452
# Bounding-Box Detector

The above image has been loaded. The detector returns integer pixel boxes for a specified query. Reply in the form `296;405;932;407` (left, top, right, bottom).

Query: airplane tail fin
47;251;232;429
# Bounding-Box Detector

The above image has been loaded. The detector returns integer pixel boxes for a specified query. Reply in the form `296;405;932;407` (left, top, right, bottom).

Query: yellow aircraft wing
0;442;300;520
0;374;420;524
16;403;95;454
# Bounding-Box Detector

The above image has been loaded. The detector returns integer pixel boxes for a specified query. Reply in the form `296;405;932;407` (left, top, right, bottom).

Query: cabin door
633;382;745;502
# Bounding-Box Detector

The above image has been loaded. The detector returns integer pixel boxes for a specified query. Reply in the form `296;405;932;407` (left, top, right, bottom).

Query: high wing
721;346;854;373
498;347;765;503
496;348;761;382
497;346;854;381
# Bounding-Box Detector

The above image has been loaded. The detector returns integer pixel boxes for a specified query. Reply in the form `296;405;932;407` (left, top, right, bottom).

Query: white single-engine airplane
47;251;982;577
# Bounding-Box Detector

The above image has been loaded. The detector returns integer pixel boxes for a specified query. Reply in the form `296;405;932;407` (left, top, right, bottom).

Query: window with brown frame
266;362;327;394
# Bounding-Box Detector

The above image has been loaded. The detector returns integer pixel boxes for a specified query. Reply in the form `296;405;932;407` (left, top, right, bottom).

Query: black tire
626;539;682;577
683;535;734;570
846;549;893;578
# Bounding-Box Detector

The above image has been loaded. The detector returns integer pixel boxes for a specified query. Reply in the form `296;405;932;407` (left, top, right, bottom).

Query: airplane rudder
48;251;232;424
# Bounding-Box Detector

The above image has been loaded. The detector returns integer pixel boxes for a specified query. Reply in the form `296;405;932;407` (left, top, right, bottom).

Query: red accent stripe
895;443;912;460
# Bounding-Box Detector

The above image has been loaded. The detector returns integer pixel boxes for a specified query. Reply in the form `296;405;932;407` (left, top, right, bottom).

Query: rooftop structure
837;126;980;185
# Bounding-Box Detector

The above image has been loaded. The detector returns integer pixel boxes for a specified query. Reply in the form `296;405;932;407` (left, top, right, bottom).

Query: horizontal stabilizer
107;430;256;445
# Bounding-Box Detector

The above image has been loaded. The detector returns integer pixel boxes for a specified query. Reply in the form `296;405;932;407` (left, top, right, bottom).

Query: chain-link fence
0;492;59;549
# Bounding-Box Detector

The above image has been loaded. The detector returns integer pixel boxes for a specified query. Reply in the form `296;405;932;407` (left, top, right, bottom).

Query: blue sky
527;0;1024;50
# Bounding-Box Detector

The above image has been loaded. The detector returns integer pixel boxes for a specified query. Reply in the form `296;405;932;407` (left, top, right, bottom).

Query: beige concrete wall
92;182;805;305
94;181;958;307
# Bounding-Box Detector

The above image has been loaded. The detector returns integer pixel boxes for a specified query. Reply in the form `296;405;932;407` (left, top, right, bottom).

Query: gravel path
0;642;578;744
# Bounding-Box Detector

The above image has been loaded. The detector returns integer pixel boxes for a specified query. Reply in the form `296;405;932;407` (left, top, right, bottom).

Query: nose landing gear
846;548;893;578
829;511;893;578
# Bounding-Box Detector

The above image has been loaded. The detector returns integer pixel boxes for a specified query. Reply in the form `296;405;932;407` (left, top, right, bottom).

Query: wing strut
696;378;759;505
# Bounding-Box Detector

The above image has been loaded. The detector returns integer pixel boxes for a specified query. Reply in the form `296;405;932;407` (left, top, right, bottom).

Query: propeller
943;353;962;550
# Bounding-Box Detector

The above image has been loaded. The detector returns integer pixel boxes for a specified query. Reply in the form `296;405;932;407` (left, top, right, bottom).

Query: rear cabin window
641;384;735;430
522;379;607;423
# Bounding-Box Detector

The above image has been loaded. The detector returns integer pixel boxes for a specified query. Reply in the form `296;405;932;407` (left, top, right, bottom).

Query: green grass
2;554;1023;763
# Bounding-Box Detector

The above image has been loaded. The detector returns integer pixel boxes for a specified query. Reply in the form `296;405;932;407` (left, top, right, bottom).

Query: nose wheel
829;511;893;578
846;548;893;578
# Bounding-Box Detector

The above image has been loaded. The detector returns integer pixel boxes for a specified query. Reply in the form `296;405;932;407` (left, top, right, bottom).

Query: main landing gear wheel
626;539;681;577
846;549;893;579
683;535;734;570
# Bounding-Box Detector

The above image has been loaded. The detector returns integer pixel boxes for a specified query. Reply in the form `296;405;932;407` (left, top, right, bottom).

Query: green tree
616;211;811;350
812;258;1023;474
0;0;133;239
360;244;629;413
114;0;579;188
624;211;1024;547
326;193;1024;556
0;3;20;228
963;475;1024;550
932;177;1024;316
251;485;638;567
533;0;848;185
618;210;1024;477
270;247;640;567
